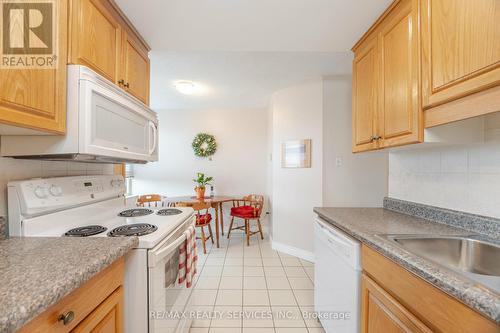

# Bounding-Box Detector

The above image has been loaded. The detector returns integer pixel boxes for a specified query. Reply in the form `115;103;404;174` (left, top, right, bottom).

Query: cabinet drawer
361;245;498;333
17;258;124;333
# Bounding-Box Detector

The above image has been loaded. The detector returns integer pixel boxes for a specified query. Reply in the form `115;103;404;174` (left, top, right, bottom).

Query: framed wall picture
281;139;311;168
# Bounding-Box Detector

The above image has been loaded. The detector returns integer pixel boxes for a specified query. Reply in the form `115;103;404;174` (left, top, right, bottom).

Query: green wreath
192;133;217;158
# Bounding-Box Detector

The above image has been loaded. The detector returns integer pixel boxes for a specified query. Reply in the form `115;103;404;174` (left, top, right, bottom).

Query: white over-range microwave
1;65;158;164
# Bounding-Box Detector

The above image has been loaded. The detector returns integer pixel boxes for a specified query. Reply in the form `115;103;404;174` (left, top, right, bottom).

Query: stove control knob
49;185;63;197
34;186;49;199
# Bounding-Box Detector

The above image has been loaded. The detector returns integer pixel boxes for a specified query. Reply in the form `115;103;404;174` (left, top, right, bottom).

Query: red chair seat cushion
230;205;260;218
196;213;212;226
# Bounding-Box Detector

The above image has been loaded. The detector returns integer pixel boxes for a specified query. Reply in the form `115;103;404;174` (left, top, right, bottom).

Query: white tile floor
189;226;324;333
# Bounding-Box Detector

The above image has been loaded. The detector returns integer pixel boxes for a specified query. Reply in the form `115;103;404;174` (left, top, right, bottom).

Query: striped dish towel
178;225;198;288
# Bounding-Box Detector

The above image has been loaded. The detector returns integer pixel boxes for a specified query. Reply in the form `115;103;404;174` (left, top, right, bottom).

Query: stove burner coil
64;225;107;237
118;208;154;217
156;208;183;216
107;223;158;237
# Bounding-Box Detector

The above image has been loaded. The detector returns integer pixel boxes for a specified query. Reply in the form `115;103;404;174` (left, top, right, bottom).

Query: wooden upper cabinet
421;0;500;109
69;0;151;104
377;0;421;148
69;0;122;83
353;0;499;149
361;274;433;333
352;0;422;152
352;37;379;152
122;33;150;105
0;0;67;134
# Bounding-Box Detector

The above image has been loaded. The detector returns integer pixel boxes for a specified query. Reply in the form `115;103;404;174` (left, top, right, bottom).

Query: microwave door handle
148;121;157;155
148;233;186;268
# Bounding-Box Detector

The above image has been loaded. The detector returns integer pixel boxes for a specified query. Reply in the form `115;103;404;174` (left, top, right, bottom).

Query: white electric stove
8;175;196;333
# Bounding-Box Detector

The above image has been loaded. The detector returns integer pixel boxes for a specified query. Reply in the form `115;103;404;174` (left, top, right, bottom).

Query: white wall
131;108;269;201
271;80;324;258
0;154;113;218
322;75;388;207
269;77;389;258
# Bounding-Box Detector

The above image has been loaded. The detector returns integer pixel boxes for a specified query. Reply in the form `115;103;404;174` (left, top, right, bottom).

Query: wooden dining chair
176;202;214;254
227;194;264;246
137;194;164;207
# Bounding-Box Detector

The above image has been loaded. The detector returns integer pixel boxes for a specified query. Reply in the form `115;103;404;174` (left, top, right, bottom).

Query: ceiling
115;0;392;110
148;51;352;110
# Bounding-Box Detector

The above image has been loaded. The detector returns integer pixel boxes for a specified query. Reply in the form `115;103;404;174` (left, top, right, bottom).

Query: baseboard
271;238;315;263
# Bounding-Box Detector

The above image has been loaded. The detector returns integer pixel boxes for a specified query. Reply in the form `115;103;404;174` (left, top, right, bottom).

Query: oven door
148;217;196;333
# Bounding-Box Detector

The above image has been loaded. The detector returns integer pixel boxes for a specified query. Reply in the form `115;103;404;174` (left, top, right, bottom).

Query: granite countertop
0;237;138;333
314;207;500;323
0;218;6;240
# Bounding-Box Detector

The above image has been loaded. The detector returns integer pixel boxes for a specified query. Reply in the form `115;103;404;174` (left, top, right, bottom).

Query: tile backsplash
0;157;114;218
389;141;500;219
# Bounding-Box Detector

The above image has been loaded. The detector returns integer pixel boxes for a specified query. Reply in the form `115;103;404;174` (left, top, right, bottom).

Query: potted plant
193;172;213;199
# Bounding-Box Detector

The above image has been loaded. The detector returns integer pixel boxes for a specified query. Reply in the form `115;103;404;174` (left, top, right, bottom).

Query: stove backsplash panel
0;156;115;221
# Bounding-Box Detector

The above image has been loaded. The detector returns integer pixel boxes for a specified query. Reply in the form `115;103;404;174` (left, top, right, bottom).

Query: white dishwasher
314;218;361;333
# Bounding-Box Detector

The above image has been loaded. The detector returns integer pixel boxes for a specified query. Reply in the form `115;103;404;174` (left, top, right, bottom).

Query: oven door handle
148;233;187;268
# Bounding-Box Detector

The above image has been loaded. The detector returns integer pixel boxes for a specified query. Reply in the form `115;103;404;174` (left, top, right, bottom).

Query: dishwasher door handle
316;219;358;248
315;218;361;270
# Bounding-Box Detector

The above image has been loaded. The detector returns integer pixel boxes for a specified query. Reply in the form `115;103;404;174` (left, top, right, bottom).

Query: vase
195;186;205;199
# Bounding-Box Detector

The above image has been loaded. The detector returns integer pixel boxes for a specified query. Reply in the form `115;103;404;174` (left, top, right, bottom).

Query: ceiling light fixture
175;81;198;95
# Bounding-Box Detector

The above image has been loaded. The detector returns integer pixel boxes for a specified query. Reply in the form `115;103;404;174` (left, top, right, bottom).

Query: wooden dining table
163;195;236;248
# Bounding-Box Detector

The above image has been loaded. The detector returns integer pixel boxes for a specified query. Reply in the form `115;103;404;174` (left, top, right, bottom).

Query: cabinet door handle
58;311;75;325
118;79;125;86
124;82;130;88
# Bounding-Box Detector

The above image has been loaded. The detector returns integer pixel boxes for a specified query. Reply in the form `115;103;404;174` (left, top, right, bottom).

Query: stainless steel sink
378;234;500;293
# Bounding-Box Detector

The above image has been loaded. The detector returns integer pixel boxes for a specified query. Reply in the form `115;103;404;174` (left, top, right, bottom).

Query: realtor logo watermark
0;0;58;68
150;309;352;321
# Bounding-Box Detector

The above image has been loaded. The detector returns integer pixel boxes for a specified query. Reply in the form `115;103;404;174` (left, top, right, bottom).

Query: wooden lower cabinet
17;258;125;333
361;245;499;333
361;274;432;333
72;287;123;333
